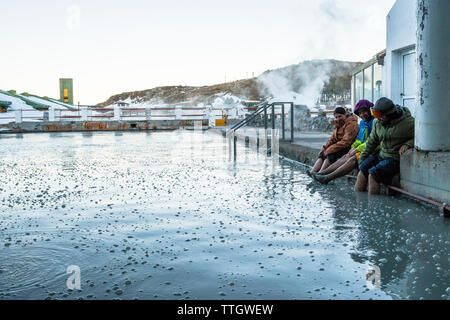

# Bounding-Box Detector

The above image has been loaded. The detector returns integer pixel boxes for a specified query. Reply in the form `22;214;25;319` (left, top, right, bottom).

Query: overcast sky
0;0;396;104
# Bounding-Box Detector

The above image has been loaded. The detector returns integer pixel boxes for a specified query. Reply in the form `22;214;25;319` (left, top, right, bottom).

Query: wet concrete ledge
210;127;450;212
0;120;210;134
211;126;329;167
210;126;399;193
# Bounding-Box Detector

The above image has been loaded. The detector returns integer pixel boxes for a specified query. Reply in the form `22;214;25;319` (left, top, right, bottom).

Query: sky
0;0;396;105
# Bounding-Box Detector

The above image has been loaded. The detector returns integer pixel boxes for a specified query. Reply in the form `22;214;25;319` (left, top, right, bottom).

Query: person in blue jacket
312;100;375;184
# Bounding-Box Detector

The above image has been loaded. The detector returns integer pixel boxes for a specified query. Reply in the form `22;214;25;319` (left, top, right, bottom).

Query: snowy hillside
97;59;361;110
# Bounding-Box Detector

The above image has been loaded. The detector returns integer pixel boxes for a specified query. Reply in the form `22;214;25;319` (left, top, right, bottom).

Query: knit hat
373;97;396;116
354;99;374;116
334;107;346;115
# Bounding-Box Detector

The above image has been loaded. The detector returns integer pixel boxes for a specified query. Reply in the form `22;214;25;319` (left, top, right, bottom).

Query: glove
355;142;366;154
352;140;362;150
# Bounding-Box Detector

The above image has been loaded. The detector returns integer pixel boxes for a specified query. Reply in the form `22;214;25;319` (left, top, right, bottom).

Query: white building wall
384;0;418;115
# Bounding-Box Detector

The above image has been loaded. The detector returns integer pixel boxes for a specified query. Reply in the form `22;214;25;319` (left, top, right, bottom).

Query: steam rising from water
257;60;334;109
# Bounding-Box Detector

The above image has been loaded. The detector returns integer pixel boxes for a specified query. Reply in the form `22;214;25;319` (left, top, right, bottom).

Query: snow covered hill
97;59;361;110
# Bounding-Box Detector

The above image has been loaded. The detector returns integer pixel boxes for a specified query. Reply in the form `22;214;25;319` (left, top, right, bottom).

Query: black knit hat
334;107;346;115
373;97;396;115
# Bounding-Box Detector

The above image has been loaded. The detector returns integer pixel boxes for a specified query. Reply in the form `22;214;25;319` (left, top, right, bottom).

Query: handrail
227;101;294;141
231;104;273;131
227;101;295;161
228;102;270;133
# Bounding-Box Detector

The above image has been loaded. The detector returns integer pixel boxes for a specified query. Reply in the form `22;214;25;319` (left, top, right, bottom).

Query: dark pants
359;154;400;184
320;147;351;164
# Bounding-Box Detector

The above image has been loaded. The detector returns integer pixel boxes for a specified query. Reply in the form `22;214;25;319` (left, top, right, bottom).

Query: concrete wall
349;0;449;204
384;0;417;113
398;0;450;204
401;150;450;203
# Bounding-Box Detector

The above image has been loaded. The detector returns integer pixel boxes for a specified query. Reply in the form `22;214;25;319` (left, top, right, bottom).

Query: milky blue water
0;130;448;300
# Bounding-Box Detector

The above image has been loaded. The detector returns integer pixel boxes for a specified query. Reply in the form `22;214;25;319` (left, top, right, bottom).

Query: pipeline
387;185;449;217
281;156;449;217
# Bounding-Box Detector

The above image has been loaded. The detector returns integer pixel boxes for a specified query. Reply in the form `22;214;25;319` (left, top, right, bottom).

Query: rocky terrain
97;59;361;108
97;79;263;107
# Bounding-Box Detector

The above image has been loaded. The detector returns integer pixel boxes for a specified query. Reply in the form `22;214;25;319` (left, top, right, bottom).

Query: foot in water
314;174;330;185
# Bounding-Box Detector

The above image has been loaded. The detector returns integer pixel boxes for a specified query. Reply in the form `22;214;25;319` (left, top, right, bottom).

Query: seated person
308;106;359;175
355;97;415;195
312;100;375;184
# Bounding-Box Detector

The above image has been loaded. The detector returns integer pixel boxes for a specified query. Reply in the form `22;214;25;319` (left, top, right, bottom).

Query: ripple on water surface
0;130;448;300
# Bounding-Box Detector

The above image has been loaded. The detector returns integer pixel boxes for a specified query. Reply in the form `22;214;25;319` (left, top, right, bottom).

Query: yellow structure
215;110;228;126
59;78;74;105
63;89;69;103
215;119;227;126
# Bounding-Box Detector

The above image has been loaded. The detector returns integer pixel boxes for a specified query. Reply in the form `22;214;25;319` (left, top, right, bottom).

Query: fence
0;105;256;124
1;104;331;125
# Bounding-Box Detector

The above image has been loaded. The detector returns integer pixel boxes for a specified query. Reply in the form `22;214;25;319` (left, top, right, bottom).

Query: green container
59;78;74;105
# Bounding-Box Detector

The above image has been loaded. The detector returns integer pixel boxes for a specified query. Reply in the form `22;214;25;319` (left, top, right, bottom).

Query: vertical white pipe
49;106;55;122
81;107;88;121
15;109;22;123
175;106;182;120
114;105;121;121
145;107;151;121
415;0;450;151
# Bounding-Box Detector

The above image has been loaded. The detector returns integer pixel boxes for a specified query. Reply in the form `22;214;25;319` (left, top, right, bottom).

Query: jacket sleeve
404;138;414;149
325;121;358;154
359;123;379;163
323;130;338;150
403;116;415;148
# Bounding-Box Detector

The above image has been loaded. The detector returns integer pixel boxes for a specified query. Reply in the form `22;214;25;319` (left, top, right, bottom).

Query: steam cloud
257;60;334;109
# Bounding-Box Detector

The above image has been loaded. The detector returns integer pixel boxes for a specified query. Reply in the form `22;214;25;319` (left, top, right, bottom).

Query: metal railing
0;106;211;123
0;102;289;126
228;101;294;142
226;101;294;161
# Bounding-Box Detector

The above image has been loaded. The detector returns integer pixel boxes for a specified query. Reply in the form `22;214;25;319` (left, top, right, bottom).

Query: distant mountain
97;79;263;107
97;59;361;108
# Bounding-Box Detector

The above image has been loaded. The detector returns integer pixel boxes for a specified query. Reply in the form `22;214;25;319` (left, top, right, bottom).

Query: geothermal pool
0;130;448;300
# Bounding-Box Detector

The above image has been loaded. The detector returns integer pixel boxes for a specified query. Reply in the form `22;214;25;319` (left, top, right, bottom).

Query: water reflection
0;131;448;300
321;185;449;299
